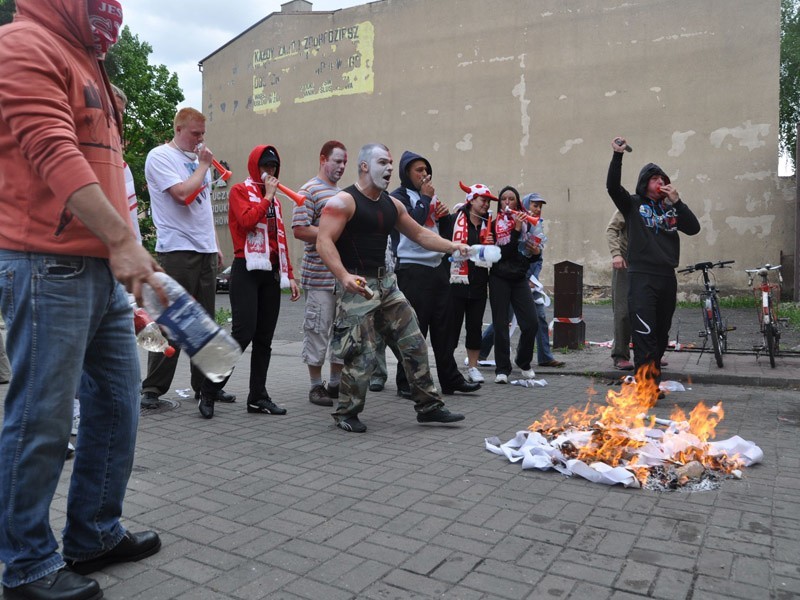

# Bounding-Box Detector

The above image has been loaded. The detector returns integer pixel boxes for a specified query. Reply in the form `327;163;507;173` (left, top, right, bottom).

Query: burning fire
527;364;743;486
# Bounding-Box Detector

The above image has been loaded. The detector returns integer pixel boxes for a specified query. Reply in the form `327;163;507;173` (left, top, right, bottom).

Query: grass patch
677;295;755;310
779;302;800;328
556;343;585;353
215;307;232;326
585;298;612;306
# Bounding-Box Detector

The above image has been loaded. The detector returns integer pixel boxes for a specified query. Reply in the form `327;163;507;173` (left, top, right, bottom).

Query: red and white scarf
449;209;491;284
495;212;516;247
242;177;291;288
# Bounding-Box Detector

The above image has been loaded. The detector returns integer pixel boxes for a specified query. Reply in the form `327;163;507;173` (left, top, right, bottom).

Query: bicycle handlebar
744;264;782;275
677;260;735;274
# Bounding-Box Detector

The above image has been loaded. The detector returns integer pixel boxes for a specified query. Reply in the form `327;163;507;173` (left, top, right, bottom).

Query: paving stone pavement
2;302;799;599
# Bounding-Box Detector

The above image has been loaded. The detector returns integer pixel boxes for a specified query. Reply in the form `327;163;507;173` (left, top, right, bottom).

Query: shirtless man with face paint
316;143;469;433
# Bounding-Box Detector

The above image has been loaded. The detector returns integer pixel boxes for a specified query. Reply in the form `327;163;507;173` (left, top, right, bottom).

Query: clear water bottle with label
141;272;241;382
133;307;175;357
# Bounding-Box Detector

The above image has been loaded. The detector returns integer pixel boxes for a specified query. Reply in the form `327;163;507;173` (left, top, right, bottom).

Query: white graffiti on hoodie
638;202;678;233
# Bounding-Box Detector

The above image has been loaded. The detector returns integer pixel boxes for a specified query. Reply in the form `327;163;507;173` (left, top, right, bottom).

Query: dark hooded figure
390;151;481;396
606;137;700;397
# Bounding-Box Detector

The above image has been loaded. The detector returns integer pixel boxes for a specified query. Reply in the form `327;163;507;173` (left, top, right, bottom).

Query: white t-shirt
145;144;217;253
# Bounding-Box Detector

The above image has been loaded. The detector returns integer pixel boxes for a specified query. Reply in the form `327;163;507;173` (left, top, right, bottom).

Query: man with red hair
293;141;348;407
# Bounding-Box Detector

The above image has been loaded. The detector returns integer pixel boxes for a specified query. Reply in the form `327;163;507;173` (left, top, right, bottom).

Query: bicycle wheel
709;314;723;368
765;322;777;368
711;298;727;354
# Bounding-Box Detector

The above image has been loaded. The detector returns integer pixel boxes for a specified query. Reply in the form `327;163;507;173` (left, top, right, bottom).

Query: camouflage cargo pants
330;272;443;421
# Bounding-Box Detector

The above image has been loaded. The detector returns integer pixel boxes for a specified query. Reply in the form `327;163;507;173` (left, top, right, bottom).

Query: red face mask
87;0;123;57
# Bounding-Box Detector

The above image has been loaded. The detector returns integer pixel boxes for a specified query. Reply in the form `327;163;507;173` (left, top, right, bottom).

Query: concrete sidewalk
2;305;799;599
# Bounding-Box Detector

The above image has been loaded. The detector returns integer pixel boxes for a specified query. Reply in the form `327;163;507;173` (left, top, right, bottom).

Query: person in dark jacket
488;186;540;383
606;136;700;389
391;151;480;396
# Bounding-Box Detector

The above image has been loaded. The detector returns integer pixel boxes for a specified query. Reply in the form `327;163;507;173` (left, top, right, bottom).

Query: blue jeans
0;251;139;587
517;301;554;365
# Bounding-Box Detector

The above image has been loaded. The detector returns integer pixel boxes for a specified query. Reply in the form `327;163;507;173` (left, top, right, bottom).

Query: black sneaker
327;383;340;399
417;408;465;424
141;392;160;409
198;391;214;419
368;382;384;392
336;416;366;433
247;398;287;415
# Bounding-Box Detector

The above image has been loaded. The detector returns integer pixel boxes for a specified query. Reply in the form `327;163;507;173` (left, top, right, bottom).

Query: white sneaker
520;368;536;379
466;367;485;383
494;373;508;384
464;357;469;366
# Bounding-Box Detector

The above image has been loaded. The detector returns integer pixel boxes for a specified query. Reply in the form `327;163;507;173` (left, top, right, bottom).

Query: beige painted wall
200;0;786;293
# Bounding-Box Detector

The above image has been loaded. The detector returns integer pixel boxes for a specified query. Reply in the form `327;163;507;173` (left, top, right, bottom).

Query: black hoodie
390;150;455;264
391;150;434;222
606;153;700;277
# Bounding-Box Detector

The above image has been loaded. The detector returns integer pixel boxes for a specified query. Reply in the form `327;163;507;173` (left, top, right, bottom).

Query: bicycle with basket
677;260;735;368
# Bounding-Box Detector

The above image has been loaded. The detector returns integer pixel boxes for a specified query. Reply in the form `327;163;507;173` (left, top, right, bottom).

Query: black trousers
450;293;487;351
488;273;538;375
142;251;217;396
205;258;282;399
395;262;466;391
627;271;676;380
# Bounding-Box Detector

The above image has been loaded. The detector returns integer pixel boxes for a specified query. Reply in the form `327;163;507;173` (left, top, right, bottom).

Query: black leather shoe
368;382;384;392
2;568;101;600
198;391;214;419
215;389;236;403
441;380;481;395
195;389;236;403
66;531;161;576
396;387;412;399
140;392;159;409
417;408;465;424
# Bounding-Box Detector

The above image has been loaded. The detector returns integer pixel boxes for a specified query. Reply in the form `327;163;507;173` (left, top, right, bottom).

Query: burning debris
485;366;762;489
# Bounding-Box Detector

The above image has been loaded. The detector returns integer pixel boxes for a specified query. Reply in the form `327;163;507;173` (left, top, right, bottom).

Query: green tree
106;26;184;252
0;0;16;25
781;0;800;171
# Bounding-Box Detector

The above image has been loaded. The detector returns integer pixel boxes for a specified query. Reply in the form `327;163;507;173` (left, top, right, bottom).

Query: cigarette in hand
355;278;374;299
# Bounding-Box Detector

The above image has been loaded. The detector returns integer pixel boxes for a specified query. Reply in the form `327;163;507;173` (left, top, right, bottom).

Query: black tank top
336;184;397;272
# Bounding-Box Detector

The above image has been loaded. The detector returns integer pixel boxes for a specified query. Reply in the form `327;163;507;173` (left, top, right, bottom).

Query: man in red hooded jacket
0;1;164;598
198;145;300;418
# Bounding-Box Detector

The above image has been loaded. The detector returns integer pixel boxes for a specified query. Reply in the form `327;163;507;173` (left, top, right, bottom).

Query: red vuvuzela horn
505;208;540;227
211;158;232;181
277;183;305;206
184;150;231;205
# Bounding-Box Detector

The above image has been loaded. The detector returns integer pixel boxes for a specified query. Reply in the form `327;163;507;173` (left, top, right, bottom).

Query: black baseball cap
258;147;279;168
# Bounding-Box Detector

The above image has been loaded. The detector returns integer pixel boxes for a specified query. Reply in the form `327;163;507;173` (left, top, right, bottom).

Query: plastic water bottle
133;307;175;357
141;272;241;382
449;244;501;264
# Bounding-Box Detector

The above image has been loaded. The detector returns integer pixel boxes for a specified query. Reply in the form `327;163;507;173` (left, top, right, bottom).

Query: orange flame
528;363;740;482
